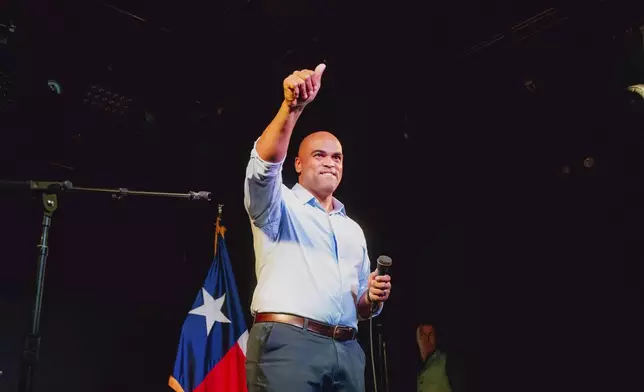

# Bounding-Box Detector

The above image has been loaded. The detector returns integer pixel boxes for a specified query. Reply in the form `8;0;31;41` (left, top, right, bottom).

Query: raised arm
244;63;327;229
256;63;327;162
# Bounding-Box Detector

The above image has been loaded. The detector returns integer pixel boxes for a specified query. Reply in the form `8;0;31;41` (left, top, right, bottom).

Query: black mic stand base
17;193;57;392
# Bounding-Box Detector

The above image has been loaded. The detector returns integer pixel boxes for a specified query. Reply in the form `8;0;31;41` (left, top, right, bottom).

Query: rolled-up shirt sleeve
244;139;285;232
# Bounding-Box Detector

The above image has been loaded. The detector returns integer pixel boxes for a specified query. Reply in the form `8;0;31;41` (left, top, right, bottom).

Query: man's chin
314;182;339;196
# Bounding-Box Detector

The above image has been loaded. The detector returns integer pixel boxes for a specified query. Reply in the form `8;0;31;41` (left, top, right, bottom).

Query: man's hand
367;270;391;304
283;63;326;108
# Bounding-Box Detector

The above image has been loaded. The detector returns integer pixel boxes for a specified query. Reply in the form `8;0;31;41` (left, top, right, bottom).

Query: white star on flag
189;288;231;336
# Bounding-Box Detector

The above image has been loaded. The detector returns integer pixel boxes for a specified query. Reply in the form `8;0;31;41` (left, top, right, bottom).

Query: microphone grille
377;255;392;266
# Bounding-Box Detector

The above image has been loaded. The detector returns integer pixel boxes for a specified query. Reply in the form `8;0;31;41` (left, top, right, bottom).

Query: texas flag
169;217;249;392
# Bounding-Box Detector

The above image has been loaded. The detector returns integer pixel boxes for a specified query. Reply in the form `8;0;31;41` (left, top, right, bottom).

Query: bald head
297;131;341;158
294;131;344;204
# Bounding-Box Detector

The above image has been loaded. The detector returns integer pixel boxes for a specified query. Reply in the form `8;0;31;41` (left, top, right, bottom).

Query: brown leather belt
254;312;357;341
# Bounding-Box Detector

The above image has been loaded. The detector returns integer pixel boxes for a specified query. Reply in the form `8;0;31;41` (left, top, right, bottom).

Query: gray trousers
245;321;366;392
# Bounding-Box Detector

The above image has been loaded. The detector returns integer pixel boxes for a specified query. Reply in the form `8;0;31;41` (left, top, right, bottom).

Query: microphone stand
382;340;390;392
372;322;390;392
376;323;390;392
0;180;211;392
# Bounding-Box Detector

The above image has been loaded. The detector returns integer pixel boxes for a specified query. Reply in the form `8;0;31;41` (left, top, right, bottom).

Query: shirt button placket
327;213;343;324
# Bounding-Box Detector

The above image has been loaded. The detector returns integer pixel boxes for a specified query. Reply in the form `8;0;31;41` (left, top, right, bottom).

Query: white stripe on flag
237;330;249;357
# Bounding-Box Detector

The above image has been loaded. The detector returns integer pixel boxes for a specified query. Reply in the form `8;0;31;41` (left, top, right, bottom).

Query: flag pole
168;200;249;392
215;204;224;255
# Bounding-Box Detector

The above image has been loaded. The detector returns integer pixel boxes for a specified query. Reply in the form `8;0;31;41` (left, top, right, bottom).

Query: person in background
416;324;465;392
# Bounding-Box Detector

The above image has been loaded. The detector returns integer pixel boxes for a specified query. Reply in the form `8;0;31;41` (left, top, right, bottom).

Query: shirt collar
292;183;346;216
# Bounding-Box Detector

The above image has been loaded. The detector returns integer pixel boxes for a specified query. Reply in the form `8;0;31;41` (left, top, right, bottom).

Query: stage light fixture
524;80;537;93
627;84;644;99
47;80;62;95
0;21;16;45
82;84;133;115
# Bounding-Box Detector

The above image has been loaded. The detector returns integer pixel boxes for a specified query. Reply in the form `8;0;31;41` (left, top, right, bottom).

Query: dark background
1;0;643;391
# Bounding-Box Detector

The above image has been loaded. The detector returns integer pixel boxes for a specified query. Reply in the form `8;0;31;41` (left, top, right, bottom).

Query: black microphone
371;255;392;312
376;255;392;277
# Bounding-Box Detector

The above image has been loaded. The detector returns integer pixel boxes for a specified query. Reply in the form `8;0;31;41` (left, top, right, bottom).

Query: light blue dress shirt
244;140;382;330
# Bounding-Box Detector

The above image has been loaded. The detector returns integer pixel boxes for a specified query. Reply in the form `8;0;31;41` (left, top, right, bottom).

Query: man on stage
243;63;392;391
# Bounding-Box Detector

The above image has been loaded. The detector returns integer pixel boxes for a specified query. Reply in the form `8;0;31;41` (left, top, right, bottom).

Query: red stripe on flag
194;342;248;392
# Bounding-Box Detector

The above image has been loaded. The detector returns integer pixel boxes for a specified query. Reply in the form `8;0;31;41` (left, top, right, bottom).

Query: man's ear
295;156;302;175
